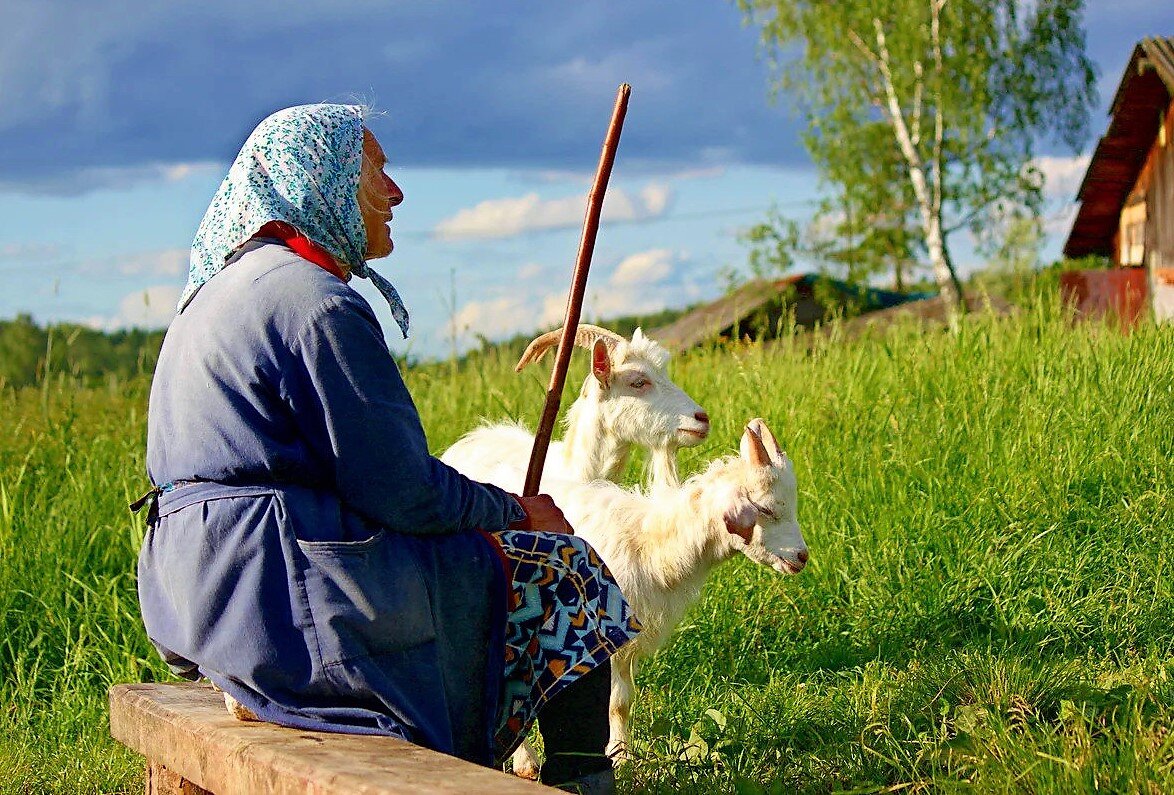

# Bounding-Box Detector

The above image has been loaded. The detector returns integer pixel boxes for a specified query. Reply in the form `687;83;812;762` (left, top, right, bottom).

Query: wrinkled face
358;128;404;260
723;421;808;575
589;335;709;450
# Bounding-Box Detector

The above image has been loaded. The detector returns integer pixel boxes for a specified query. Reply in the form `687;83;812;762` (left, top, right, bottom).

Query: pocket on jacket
297;532;437;666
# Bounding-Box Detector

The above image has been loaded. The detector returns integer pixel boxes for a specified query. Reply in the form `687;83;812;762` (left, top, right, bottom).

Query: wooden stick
523;83;631;497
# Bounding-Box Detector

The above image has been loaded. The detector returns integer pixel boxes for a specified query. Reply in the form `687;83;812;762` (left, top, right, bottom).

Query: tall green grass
1;294;1171;793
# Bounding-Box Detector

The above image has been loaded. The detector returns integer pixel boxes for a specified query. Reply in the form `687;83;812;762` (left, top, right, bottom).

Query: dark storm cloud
0;1;805;192
2;1;1164;194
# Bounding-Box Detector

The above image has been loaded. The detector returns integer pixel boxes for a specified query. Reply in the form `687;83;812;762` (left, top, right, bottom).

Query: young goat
507;418;808;772
441;325;709;489
444;325;707;778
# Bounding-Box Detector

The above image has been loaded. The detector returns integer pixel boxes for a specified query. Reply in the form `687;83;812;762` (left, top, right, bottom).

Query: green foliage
1060;254;1117;271
0;379;158;792
737;0;1099;298
0;315;165;389
740;128;920;291
740;207;801;280
2;292;1172;792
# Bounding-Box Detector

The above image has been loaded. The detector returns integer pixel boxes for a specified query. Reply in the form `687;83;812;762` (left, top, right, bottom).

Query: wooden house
1064;36;1174;322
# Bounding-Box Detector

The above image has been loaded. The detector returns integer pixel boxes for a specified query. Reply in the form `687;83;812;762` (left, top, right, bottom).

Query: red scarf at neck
256;221;349;281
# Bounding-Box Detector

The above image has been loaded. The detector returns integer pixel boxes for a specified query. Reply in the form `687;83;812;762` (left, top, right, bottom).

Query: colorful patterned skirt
483;530;642;762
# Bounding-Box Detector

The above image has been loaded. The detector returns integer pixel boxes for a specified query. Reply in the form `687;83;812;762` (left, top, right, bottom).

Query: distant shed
648;273;931;352
1064;36;1174;321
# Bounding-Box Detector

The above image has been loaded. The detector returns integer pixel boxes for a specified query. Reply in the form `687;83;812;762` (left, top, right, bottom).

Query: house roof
647;274;932;351
1064;37;1174;258
647;276;804;352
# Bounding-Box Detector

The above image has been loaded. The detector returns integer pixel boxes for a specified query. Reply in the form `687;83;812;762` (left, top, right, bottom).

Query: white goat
442;325;709;489
443;324;707;778
491;419;808;771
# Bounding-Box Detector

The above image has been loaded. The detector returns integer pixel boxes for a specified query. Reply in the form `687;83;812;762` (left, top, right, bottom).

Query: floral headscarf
180;103;409;338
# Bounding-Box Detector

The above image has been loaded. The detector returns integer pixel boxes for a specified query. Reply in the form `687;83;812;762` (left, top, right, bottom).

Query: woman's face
358;128;404;260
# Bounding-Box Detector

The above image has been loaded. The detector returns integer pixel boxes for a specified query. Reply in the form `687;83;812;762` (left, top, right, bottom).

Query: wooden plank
147;762;211;795
110;683;550;795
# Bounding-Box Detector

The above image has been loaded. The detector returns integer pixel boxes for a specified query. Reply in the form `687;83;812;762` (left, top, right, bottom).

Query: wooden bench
109;682;550;794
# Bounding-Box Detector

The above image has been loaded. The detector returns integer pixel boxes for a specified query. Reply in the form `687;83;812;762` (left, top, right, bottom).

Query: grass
1;291;1172;793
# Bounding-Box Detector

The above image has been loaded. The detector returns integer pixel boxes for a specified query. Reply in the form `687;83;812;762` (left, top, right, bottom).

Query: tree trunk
865;16;965;327
925;213;963;328
904;161;963;326
940;237;965;313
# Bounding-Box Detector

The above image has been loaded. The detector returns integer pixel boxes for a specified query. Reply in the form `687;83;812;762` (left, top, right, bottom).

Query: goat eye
630;378;649;389
748;497;778;520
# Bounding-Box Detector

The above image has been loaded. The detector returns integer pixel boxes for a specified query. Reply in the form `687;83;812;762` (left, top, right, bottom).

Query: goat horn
514;325;625;372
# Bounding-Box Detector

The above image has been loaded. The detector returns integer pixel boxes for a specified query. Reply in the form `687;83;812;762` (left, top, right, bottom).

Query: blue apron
137;480;507;763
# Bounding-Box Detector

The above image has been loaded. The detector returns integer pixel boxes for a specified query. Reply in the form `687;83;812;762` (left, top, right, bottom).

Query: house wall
1136;101;1174;266
1144;102;1174;320
1119;99;1174;321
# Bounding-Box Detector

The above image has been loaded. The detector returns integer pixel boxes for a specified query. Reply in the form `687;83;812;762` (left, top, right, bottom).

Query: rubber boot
537;660;614;793
548;768;616;795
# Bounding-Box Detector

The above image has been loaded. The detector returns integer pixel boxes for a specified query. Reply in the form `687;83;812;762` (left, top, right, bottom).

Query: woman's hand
509;493;575;535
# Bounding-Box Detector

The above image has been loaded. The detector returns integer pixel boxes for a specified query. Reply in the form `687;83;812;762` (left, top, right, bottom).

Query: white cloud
638;184;671;215
75;247;190;278
117;249;189;277
98;284;181;330
529;169;594;185
1043;204;1080;236
609;249;675;286
159;162;221;183
594;249;709;319
587;288;670;320
435;193;572;239
1032;154;1091;237
434;182;673;240
450;292;566;343
449;248;710;351
662;165;728;181
0;161;221;196
0;242;61;261
516;262;546;280
1033;154;1090;203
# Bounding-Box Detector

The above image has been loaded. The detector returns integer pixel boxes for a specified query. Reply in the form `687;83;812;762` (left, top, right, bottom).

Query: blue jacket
137;240;523;764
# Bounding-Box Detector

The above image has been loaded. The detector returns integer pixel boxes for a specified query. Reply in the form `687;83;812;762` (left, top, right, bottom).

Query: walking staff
523;83;632;497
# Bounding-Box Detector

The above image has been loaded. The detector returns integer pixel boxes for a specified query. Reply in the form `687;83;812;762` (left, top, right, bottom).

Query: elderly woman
134;103;638;792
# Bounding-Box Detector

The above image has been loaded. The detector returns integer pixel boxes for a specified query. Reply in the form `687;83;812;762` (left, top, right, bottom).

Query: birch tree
737;0;1097;321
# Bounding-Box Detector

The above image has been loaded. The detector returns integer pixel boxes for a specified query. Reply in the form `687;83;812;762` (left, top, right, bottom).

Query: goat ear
591;339;612;389
723;499;756;542
747;418;785;467
740;424;771;468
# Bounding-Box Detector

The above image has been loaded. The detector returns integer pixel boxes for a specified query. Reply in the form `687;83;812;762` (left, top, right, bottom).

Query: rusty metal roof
1064;37;1174;258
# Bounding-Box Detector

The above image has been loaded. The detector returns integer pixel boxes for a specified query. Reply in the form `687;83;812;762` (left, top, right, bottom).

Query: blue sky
0;1;1170;359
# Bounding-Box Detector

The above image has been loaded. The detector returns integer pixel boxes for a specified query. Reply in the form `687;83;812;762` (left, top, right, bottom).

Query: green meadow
1;291;1172;793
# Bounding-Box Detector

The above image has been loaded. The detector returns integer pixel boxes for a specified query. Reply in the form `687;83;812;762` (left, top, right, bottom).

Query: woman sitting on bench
133;103;638;794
